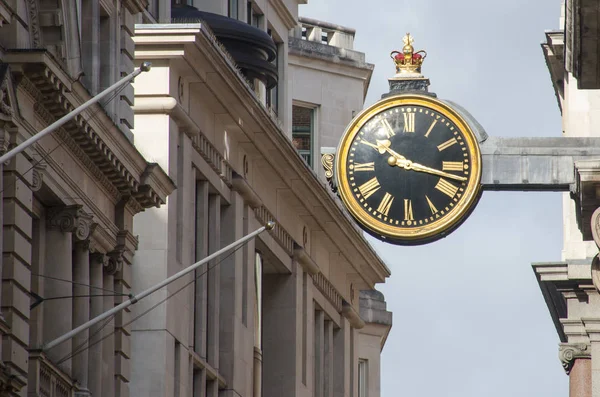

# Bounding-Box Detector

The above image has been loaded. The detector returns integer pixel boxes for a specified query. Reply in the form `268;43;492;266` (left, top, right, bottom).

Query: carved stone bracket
47;205;96;241
30;155;48;192
559;343;591;374
105;250;124;275
90;252;108;267
591;206;600;250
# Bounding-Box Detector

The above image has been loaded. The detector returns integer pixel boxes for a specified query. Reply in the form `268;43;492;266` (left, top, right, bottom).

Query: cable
63;314;116;365
31;273;128;295
56;242;246;365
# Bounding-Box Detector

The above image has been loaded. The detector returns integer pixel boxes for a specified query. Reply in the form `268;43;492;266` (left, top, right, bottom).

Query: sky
300;1;567;396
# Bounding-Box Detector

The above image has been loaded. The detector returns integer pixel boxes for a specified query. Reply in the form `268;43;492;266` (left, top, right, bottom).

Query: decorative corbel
320;148;337;193
558;343;590;374
29;155;48;192
105;250;124;275
47;205;96;243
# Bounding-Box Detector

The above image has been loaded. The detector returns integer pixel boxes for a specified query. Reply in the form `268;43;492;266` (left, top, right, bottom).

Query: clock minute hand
408;162;468;182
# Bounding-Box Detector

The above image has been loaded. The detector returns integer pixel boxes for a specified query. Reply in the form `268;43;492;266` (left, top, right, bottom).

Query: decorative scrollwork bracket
559;343;590;374
321;150;337;193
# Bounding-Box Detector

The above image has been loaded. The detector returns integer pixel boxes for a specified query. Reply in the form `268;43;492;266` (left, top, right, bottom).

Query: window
358;359;368;397
266;36;279;115
292;105;315;167
228;0;238;19
247;2;262;28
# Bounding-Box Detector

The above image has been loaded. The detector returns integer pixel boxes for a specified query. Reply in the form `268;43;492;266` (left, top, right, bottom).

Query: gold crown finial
390;33;427;76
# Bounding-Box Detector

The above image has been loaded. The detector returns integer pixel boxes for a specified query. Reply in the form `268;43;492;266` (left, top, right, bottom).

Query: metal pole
0;62;152;164
42;221;274;351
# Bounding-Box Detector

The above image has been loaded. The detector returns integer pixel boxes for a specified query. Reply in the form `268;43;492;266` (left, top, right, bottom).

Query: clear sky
300;1;567;396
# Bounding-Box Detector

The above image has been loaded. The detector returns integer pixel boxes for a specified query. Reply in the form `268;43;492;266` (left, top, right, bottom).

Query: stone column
194;180;209;394
45;205;91;375
559;343;591;397
262;261;302;397
102;252;122;397
72;236;93;396
88;252;107;397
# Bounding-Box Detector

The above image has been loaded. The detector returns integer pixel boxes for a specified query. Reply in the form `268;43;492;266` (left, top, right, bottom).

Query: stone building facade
0;1;392;396
130;1;392;397
0;1;174;396
535;2;600;397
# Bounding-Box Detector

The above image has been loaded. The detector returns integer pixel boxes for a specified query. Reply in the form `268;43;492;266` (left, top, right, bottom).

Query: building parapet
295;16;356;50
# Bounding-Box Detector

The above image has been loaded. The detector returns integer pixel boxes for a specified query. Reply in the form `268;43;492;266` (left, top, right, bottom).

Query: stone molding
341;300;365;329
593;255;600;293
312;272;342;312
6;52;173;209
293;245;319;275
231;173;261;209
254;206;294;256
559;343;591;374
25;0;41;48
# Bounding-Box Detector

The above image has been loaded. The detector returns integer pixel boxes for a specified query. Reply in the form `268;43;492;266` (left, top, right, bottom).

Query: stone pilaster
219;191;245;396
102;266;116;397
44;205;93;375
88;252;107;397
118;2;137;141
72;237;93;396
109;245;131;397
2;142;34;384
262;260;303;397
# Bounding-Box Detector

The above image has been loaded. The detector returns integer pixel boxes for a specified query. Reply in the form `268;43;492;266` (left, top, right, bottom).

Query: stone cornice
341;300;365;329
231;173;262;209
134;25;390;286
3;50;173;210
559;343;590;374
293;245;319;275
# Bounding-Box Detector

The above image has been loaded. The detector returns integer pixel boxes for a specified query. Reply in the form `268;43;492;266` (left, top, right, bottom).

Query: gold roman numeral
437;137;458;151
381;119;395;138
358;177;381;199
442;161;464;171
403;113;415;133
424;119;437;137
425;195;438;214
377;193;394;216
435;179;458;198
404;199;414;221
353;162;375;172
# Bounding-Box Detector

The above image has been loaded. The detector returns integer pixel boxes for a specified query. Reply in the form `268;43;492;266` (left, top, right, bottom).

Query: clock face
335;95;482;244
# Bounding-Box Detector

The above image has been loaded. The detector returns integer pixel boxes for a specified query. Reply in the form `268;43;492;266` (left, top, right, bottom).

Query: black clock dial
345;105;472;228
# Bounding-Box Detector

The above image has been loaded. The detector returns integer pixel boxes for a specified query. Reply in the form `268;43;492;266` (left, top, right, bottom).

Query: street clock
333;34;483;245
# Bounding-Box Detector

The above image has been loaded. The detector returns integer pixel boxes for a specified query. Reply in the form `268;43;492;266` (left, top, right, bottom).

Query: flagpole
0;62;152;164
42;221;274;351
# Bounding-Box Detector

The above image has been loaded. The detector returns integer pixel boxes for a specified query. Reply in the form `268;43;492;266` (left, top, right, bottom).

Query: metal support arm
0;62;152;164
42;222;274;351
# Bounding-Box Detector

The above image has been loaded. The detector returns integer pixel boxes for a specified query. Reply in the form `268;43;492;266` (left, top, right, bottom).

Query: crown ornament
390;33;427;77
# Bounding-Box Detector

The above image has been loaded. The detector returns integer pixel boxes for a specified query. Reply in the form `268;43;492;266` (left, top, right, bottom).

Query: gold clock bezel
335;93;482;242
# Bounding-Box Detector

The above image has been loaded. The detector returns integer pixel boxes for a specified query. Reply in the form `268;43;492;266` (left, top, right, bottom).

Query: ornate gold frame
335;94;482;242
